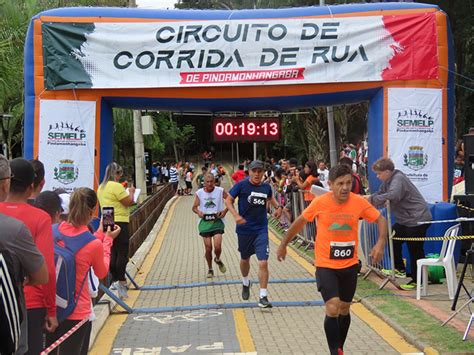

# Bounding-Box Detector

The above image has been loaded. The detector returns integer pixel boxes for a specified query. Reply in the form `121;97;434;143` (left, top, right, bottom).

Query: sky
136;0;177;9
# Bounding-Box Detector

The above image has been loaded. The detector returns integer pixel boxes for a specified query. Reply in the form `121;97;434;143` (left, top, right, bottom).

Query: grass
356;278;474;353
268;217;474;353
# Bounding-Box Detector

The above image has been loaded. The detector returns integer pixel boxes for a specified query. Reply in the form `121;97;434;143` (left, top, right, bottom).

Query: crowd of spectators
0;156;124;354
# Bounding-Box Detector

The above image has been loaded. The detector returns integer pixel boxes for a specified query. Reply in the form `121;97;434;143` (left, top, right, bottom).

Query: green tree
421;0;474;139
0;0;126;158
0;0;40;157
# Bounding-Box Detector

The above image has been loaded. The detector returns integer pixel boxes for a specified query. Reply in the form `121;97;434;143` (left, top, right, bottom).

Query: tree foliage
420;0;474;137
0;0;126;158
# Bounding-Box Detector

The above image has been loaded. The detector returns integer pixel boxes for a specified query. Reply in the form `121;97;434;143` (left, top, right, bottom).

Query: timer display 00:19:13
214;122;279;136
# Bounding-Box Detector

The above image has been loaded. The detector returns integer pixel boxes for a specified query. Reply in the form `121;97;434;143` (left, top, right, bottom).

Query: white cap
59;193;70;215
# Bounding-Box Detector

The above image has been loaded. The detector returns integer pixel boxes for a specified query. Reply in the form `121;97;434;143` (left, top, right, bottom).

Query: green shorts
198;218;225;236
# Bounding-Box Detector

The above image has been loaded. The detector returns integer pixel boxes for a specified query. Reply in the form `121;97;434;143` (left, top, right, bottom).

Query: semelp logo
403;146;428;171
47;121;87;146
53;159;79;185
396;109;435;134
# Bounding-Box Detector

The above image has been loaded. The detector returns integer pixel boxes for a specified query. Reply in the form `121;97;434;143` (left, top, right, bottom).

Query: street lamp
0;113;12;159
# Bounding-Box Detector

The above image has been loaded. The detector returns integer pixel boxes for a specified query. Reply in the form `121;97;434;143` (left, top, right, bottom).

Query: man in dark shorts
192;173;228;278
226;160;282;308
277;164;387;354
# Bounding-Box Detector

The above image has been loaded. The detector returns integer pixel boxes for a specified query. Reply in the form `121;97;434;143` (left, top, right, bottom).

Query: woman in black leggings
97;162;136;298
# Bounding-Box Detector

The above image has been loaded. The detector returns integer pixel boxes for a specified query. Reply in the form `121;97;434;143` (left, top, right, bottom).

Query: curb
89;196;178;349
268;221;431;354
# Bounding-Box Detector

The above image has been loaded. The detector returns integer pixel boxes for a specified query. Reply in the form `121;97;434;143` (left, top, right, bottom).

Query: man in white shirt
317;160;330;189
192;174;228;278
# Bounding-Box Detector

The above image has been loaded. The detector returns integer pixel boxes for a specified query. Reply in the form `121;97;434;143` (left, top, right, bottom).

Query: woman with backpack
46;187;120;355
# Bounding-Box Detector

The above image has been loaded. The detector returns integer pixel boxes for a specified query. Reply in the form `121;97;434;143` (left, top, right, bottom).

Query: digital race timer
212;117;281;142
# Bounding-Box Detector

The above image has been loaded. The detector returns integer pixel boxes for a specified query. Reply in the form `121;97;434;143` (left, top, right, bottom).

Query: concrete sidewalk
90;190;422;355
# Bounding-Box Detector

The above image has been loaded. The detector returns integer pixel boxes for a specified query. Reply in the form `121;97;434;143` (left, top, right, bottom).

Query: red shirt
0;202;56;316
57;222;113;320
231;170;246;183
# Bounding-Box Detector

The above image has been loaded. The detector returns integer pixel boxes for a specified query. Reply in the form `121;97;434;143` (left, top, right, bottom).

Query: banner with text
42;13;438;89
387;88;443;203
38;100;96;192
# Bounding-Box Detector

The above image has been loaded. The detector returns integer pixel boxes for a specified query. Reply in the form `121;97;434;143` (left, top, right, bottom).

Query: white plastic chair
416;223;460;300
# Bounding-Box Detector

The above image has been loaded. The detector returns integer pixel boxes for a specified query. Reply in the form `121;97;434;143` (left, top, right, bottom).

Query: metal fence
272;188;317;250
128;183;175;257
359;203;399;289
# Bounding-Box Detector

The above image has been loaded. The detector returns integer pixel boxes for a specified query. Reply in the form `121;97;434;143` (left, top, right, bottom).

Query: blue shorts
237;232;269;260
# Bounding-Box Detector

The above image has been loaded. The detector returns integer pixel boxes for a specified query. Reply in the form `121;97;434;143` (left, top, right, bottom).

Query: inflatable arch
24;2;454;202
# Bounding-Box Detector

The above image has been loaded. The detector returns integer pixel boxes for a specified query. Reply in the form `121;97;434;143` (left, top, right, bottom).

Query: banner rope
417;217;474;224
455;202;474;212
391;235;474;242
40;318;88;355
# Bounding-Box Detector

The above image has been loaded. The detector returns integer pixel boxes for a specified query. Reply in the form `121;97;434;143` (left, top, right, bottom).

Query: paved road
92;184;420;354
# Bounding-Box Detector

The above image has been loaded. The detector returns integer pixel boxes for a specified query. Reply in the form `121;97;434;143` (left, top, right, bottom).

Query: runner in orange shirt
277;164;387;355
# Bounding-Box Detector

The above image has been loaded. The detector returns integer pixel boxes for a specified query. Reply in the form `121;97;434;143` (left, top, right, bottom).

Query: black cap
248;160;264;170
10;158;35;187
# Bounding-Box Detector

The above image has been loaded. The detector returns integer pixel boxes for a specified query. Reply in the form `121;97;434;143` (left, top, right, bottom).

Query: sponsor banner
38;100;96;193
42;13;437;90
387;88;443;203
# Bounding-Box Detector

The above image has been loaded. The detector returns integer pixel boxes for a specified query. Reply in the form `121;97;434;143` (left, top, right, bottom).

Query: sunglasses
0;173;14;181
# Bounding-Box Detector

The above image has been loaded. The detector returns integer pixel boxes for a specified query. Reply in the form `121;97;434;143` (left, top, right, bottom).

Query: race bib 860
329;241;355;260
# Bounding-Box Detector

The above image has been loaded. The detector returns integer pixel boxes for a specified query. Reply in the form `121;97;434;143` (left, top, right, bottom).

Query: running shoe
207;269;214;278
399;282;416;290
394;269;406;278
381;268;406;278
242;281;251;300
112;282;128;299
258;296;273;308
214;258;227;273
118;282;129;299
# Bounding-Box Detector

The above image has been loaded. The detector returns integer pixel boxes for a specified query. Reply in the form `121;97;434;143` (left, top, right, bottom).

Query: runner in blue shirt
226;160;282;308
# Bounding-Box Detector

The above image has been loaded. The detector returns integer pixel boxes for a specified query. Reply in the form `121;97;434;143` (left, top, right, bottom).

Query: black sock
324;315;340;355
338;313;351;349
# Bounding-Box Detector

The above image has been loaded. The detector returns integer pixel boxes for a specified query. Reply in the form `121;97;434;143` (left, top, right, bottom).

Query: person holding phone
102;207;115;232
46;187;120;355
97;162;135;299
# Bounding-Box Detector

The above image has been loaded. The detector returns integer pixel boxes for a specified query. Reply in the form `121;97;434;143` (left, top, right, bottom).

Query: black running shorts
200;229;224;238
315;264;359;303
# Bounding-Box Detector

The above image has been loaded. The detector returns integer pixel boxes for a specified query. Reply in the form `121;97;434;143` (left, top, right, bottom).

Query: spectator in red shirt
0;158;57;353
231;164;246;183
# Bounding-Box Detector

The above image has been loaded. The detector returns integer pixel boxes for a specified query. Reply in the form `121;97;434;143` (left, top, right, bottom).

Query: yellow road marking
90;199;178;355
422;347;439;355
232;309;256;352
268;230;315;275
351;303;419;353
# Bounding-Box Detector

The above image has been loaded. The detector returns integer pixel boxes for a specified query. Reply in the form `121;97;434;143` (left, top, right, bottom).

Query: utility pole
320;0;337;167
169;112;179;163
129;0;146;201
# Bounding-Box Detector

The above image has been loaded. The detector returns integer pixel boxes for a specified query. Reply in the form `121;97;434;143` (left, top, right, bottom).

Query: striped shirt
169;167;178;183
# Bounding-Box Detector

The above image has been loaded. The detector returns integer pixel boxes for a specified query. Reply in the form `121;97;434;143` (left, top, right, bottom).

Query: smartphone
102;207;115;232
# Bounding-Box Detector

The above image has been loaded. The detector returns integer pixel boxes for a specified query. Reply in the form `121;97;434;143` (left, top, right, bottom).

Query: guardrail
128;183;175;257
272;188;317;251
359;204;399;289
